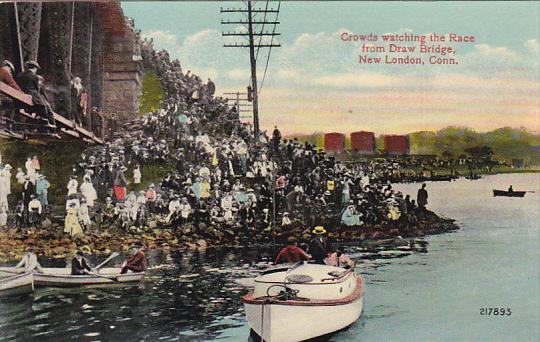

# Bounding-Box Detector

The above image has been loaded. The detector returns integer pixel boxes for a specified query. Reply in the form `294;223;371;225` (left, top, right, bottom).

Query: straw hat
312;226;327;235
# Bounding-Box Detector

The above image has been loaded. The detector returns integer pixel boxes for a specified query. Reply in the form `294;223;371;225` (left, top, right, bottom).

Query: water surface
1;173;539;342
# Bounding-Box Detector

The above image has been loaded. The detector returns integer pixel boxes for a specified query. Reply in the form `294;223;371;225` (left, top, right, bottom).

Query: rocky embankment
0;210;458;262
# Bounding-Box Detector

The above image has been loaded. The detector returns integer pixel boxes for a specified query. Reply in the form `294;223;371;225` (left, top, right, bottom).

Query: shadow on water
0;242;430;341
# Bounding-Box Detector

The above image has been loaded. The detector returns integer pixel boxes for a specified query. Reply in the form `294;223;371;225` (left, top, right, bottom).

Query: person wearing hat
80;175;97;207
78;198;92;229
281;212;292;227
27;194;43;225
69;76;84;125
121;244;148;274
35;174;50;210
71;250;92;275
113;165;128;202
274;236;310;264
341;205;362;227
16;61;55;126
308;226;330;264
21;175;35;222
0;60;21;126
15;246;44;273
67;175;78;196
0;60;21;91
64;202;83;237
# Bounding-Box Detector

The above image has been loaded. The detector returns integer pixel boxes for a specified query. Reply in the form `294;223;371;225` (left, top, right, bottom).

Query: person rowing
121;244;148;274
71;250;93;275
274;236;311;264
15;246;44;273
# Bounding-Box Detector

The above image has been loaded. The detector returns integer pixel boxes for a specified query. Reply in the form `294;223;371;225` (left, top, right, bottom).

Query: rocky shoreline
0;210;458;262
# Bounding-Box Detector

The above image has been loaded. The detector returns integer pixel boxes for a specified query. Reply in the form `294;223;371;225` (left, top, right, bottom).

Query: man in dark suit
21;176;35;224
308;226;330;264
16;60;55;127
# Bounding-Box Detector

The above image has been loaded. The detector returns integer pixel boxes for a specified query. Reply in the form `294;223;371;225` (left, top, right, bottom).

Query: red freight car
384;135;409;155
350;131;375;154
324;132;345;153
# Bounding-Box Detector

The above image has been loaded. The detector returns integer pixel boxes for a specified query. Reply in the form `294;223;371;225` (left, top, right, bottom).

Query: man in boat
120;244;148;274
508;185;514;193
275;236;311;264
308;226;330;264
15;246;44;273
71;250;92;275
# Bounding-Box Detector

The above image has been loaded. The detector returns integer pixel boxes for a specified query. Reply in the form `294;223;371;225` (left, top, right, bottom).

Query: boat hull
243;272;364;342
493;189;526;197
0;267;144;287
0;272;34;297
244;290;363;342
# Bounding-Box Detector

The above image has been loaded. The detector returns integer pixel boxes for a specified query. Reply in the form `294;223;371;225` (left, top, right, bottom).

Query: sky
122;1;540;135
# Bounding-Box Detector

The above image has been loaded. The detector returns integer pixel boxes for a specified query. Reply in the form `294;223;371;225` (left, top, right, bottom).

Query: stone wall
0;1;143;127
101;27;143;121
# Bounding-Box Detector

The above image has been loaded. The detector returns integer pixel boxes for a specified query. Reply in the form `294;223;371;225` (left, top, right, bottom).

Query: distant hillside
286;127;540;165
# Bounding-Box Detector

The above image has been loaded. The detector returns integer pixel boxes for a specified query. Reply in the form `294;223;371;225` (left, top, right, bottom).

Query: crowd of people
0;59;98;137
0;155;52;229
0;41;434;245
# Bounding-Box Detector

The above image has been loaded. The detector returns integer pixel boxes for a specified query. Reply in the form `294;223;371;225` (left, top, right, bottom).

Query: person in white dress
25;157;35;177
166;195;181;223
79;176;97;207
0;205;7;227
133;165;142;184
67;175;78;196
78;199;92;229
15;167;25;184
0;164;12;210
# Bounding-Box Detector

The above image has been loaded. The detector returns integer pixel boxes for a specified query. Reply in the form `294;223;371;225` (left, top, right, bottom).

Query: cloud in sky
142;27;540;135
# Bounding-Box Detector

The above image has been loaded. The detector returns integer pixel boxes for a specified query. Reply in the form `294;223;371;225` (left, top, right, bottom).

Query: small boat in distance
243;262;364;342
0;271;34;297
0;267;144;287
493;189;526;197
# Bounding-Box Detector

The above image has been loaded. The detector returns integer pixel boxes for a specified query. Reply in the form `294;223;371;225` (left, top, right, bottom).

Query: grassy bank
0;140;86;207
138;72;165;116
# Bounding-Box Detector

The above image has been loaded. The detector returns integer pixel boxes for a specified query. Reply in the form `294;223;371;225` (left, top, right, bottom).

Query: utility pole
221;1;281;138
246;1;259;137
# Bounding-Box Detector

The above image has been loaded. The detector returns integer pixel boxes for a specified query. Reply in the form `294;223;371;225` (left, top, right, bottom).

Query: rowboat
0;271;34;297
493;189;526;197
243;262;364;342
0;267;144;287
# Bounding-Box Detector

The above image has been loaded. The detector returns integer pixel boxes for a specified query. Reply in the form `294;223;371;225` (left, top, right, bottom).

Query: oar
88;271;119;282
94;252;119;271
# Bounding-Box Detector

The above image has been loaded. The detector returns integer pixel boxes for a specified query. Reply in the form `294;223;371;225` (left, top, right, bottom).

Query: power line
259;1;280;94
220;1;281;138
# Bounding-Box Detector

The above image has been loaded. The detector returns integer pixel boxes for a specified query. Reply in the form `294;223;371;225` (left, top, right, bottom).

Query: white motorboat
0;271;34;297
243;262;364;342
0;267;144;287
